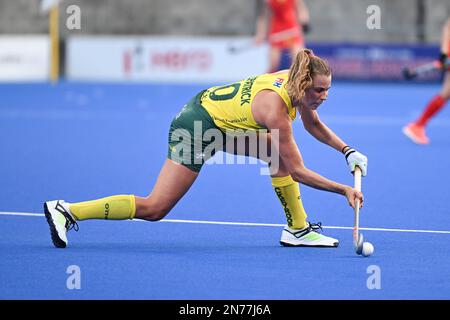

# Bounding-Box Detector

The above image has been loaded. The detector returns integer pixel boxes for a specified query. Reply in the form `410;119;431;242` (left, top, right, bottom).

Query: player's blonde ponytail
286;49;331;102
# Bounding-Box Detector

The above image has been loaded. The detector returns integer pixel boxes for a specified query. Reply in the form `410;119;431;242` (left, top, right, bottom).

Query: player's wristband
341;145;351;154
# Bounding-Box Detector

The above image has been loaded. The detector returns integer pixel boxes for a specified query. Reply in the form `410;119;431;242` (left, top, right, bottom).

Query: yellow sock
271;176;307;229
69;195;136;221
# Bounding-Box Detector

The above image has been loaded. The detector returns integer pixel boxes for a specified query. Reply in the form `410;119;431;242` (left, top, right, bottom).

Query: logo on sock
275;187;293;227
104;203;110;220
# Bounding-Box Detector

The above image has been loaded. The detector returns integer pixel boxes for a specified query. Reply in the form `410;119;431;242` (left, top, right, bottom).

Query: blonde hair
286;49;331;101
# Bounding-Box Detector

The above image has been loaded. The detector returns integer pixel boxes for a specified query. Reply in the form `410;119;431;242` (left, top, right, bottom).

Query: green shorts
168;90;226;172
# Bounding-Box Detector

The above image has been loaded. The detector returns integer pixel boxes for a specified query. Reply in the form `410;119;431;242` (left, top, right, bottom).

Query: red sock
416;95;446;126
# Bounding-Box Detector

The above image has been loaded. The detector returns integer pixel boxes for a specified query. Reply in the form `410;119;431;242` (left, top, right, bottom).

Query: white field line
1;211;450;235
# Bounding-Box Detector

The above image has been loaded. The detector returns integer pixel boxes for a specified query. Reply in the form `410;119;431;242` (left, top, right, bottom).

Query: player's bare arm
440;17;450;55
254;0;269;44
300;106;348;152
297;0;310;25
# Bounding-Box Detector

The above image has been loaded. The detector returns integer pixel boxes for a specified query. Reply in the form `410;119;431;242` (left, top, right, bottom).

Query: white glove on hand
344;147;368;176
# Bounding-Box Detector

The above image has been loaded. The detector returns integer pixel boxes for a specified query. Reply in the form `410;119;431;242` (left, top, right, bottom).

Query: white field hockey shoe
44;200;78;248
280;222;339;247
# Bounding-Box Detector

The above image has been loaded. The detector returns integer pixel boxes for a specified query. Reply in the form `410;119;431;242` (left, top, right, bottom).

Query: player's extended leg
135;159;198;221
226;132;338;247
403;71;450;144
44;159;198;248
44;89;213;248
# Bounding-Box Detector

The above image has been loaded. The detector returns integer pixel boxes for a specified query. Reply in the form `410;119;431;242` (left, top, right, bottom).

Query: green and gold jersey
200;72;296;131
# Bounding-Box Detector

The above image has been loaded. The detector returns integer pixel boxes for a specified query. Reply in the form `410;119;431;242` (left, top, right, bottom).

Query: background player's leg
135;159;199;221
415;72;450;127
289;43;302;64
268;46;282;73
403;72;450;144
439;71;450;100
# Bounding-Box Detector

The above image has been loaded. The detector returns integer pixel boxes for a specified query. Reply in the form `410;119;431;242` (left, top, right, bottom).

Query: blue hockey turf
1;80;449;299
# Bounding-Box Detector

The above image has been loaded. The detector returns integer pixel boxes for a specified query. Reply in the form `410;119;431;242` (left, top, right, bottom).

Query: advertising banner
0;36;50;82
67;36;269;83
309;43;442;82
67;36;442;83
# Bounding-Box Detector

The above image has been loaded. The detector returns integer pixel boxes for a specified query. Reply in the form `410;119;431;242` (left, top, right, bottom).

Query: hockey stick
353;166;364;255
402;57;450;80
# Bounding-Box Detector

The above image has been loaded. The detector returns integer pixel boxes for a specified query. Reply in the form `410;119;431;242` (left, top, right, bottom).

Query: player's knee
139;201;172;221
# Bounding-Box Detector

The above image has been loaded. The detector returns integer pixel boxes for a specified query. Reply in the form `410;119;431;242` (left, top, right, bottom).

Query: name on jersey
273;77;284;88
240;76;257;106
